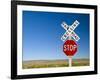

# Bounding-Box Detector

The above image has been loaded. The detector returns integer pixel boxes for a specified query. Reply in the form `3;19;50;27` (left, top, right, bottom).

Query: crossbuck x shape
61;20;80;42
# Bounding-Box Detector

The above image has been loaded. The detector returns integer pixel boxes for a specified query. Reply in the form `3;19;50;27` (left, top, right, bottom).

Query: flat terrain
22;59;89;69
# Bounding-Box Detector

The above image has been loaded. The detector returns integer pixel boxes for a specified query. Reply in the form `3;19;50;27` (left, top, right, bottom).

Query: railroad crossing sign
61;20;80;42
61;20;80;67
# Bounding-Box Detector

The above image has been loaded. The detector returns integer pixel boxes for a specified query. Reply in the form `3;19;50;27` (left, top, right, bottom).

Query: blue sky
22;11;90;61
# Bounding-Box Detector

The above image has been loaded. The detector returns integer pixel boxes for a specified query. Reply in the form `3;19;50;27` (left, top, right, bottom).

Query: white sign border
17;5;94;75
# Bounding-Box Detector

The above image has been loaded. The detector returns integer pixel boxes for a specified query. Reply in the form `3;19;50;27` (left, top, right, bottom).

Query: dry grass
22;59;89;69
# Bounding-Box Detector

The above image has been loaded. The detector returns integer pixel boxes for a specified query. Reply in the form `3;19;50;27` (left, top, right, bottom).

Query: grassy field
22;59;89;69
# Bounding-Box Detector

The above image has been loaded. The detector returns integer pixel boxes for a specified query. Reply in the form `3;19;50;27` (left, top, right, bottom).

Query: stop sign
63;40;77;56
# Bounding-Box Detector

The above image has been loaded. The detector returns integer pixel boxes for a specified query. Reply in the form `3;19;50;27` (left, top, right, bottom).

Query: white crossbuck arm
61;21;69;31
61;20;80;42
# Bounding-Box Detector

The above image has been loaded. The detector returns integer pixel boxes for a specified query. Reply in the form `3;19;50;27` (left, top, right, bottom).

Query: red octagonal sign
63;40;77;56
